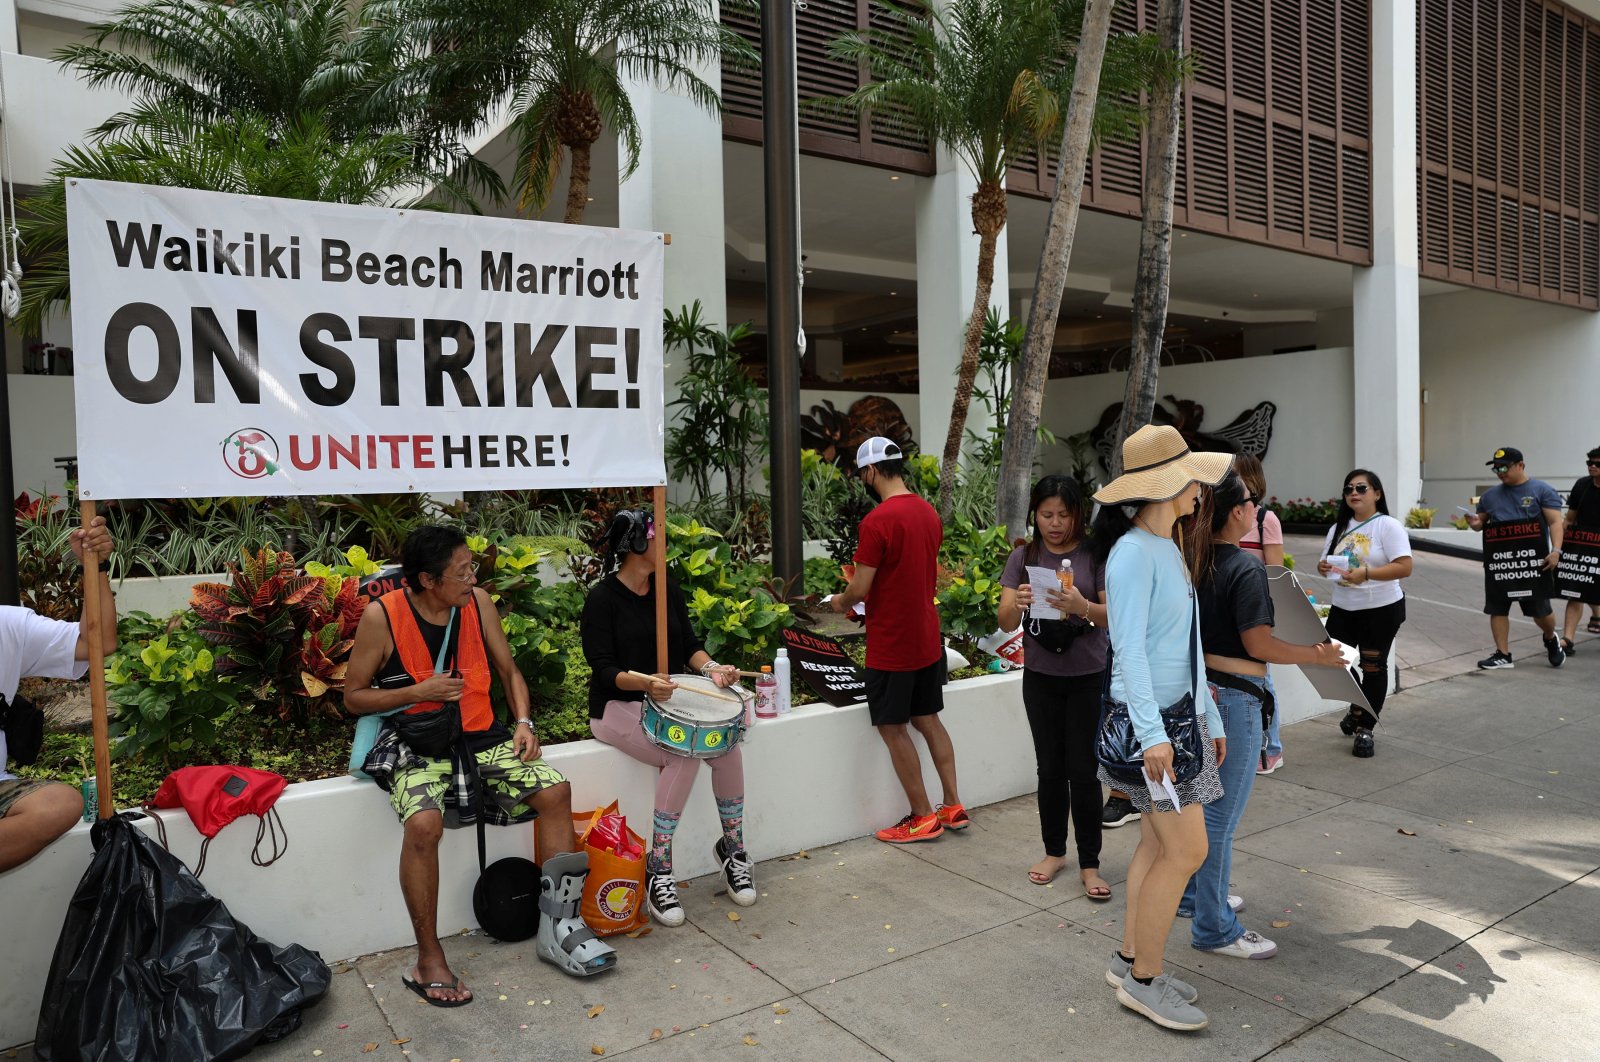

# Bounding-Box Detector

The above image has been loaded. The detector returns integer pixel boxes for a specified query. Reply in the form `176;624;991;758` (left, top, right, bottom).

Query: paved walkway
26;543;1600;1060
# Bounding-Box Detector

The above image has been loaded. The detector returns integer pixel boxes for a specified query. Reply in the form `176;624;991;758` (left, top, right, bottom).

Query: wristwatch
515;718;534;728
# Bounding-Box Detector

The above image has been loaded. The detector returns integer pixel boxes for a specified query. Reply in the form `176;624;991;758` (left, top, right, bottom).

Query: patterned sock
647;809;681;877
716;796;745;853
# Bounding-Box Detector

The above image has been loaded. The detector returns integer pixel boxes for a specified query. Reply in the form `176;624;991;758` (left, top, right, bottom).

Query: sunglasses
1245;494;1262;507
1587;460;1600;468
1343;484;1371;495
1492;465;1512;474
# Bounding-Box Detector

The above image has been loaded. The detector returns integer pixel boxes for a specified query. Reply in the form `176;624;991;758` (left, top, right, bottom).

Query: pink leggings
589;699;745;814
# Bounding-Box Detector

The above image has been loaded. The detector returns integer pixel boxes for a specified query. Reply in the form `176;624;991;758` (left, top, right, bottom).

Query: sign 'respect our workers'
67;180;665;499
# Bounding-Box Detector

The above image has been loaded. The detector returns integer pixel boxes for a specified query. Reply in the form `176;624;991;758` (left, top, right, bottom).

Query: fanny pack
391;608;463;759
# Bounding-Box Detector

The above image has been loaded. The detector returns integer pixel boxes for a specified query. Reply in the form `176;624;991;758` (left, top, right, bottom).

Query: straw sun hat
1092;424;1233;505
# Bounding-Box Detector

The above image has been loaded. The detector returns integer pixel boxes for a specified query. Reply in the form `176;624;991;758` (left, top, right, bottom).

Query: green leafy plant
189;548;364;717
1405;506;1437;529
15;492;80;619
936;516;1012;648
304;545;385;580
682;586;791;666
664;302;767;526
1450;515;1472;531
804;555;844;598
107;630;242;763
1266;497;1341;524
497;613;568;710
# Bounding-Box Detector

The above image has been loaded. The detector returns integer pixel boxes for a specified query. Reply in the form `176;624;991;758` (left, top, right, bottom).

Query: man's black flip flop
402;974;473;1007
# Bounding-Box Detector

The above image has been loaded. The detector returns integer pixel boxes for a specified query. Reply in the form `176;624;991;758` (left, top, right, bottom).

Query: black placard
779;627;867;707
1483;519;1551;600
1555;526;1600;605
358;566;406;601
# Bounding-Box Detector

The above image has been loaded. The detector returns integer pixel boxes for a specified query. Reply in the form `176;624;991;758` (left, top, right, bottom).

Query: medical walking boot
537;850;618;977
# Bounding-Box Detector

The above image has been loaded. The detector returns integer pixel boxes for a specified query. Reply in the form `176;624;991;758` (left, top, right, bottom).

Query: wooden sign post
78;500;115;819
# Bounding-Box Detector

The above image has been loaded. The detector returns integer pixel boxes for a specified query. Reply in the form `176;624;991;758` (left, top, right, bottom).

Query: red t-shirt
853;493;943;671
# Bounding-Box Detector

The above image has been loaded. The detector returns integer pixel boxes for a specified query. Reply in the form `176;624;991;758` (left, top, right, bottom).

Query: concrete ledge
1409;528;1483;561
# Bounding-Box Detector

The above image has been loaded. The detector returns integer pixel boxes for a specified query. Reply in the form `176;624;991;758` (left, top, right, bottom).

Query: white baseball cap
855;436;904;468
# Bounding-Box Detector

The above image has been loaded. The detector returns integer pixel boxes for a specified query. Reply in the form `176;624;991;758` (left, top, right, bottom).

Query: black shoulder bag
1094;610;1205;789
391;607;462;759
1;692;46;767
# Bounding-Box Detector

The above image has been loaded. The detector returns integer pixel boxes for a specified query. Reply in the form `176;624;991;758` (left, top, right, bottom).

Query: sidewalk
26;545;1600;1060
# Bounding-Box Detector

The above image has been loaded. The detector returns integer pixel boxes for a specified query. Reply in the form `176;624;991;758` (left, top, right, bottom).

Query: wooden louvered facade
722;0;1375;267
1007;0;1373;266
720;0;936;175
1417;0;1600;309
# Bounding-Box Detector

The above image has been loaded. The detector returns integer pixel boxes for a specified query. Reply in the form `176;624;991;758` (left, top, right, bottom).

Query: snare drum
640;674;749;759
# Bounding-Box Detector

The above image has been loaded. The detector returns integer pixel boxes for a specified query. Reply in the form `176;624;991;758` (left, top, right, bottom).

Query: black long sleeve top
579;573;705;719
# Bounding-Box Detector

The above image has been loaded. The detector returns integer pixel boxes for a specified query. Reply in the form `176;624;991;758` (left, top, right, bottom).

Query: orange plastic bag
571;801;648;937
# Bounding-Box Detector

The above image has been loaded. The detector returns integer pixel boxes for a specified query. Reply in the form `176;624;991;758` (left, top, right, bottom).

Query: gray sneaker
1117;972;1210;1031
1104;952;1198;1002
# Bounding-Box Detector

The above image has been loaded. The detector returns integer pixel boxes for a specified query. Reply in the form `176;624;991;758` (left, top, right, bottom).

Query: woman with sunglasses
581;509;755;927
1315;470;1413;758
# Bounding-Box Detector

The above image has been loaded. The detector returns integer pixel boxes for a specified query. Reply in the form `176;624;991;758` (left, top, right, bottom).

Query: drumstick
625;670;747;704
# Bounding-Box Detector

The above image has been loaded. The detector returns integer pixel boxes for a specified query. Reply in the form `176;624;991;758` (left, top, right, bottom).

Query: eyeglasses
1491;465;1511;474
441;571;477;584
1343;484;1371;495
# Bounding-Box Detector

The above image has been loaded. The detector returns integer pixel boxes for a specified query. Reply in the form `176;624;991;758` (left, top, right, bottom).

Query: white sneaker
1229;894;1244;914
1201;929;1278;959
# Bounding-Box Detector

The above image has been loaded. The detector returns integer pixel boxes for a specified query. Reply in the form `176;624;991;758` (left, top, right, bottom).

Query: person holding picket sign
344;526;617;1003
1465;447;1566;670
1558;446;1600;655
580;509;757;929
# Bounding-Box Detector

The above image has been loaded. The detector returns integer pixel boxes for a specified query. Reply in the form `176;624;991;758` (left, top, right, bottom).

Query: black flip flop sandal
403;974;473;1008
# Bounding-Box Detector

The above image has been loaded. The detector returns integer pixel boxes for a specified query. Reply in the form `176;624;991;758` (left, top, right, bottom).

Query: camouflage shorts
389;742;567;824
0;777;59;818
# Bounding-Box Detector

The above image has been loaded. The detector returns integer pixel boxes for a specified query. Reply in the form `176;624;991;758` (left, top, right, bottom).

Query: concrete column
1352;0;1421;513
616;70;728;341
915;148;1008;464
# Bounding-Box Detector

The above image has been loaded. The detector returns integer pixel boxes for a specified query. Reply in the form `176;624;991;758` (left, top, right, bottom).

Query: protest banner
1482;519;1552;599
1555;527;1600;604
67;179;665;499
778;628;866;707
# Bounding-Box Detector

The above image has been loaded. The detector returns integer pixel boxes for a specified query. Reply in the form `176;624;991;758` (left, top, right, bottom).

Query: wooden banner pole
653;485;668;675
78;499;114;819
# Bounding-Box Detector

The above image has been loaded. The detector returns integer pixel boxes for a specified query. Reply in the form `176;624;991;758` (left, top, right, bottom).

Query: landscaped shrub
1267;497;1341;524
106;620;242;763
936;516;1012;650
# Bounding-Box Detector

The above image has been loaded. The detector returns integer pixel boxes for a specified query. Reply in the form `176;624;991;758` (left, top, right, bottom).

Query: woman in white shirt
1315;469;1414;759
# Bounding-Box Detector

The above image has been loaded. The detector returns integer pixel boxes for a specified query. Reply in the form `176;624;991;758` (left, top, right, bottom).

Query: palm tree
17;110;444;333
1112;0;1185;476
369;0;755;224
831;0;1162;523
994;0;1117;538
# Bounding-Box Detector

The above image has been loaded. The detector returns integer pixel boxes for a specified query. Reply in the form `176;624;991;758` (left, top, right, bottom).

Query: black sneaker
1477;651;1514;670
1338;709;1361;736
1352;729;1375;758
1102;795;1138;828
646;871;685;927
1545;636;1565;668
714;837;757;907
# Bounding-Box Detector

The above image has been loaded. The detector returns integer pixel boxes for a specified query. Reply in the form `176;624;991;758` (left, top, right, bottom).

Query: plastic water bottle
773;648;792;714
754;666;779;718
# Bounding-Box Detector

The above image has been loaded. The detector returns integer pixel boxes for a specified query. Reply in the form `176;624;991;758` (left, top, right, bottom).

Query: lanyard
1333;515;1382;556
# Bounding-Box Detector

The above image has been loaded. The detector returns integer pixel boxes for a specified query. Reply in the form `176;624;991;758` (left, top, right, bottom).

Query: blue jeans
1178;673;1268;949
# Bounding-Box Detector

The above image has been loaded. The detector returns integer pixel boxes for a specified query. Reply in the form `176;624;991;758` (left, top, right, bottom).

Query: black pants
1324;598;1407;730
1021;669;1104;867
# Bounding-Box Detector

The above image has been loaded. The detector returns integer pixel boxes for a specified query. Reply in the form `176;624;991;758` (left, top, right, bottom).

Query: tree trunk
994;0;1116;540
1112;0;1185;477
936;181;1007;522
563;139;593;224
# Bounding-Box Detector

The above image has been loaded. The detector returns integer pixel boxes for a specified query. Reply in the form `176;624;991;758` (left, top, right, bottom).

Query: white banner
67;180;666;499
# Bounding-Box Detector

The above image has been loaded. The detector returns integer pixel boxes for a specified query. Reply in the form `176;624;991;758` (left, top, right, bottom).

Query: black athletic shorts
864;655;947;726
1483;592;1553;619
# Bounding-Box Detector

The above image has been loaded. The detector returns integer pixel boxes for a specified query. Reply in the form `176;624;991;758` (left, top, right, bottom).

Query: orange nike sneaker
876;812;944;844
936;803;971;830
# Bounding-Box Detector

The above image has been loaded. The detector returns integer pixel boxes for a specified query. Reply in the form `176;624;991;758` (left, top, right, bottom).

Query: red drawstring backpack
147;766;289;877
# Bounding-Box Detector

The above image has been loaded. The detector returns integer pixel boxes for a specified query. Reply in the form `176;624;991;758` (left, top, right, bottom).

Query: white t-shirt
1;606;87;780
1321;515;1411;610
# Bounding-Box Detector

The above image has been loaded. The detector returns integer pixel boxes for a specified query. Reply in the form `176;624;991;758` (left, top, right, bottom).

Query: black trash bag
35;812;331;1062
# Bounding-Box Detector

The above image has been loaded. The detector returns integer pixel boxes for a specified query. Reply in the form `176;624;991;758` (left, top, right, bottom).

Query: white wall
1037;347;1357;504
7;374;75;500
1;51;122;186
1419;288;1600;506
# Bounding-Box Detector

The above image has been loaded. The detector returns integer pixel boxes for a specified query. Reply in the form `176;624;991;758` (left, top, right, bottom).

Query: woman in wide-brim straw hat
1087;424;1231;1032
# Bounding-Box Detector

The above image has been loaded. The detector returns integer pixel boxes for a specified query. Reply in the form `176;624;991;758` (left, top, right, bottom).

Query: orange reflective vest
379;589;493;732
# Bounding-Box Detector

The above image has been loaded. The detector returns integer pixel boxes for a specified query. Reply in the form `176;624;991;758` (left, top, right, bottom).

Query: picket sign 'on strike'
66;179;666;500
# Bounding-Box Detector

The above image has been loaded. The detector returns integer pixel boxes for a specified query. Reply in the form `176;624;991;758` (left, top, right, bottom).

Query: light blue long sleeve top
1105;528;1222;750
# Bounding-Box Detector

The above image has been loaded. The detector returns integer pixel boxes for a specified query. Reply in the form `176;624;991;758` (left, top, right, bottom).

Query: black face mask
860;469;881;503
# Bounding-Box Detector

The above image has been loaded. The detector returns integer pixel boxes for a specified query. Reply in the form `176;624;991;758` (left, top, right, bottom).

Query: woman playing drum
580;509;756;927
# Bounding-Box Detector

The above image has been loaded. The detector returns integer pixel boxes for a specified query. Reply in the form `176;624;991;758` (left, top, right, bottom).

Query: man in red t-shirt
832;437;967;843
